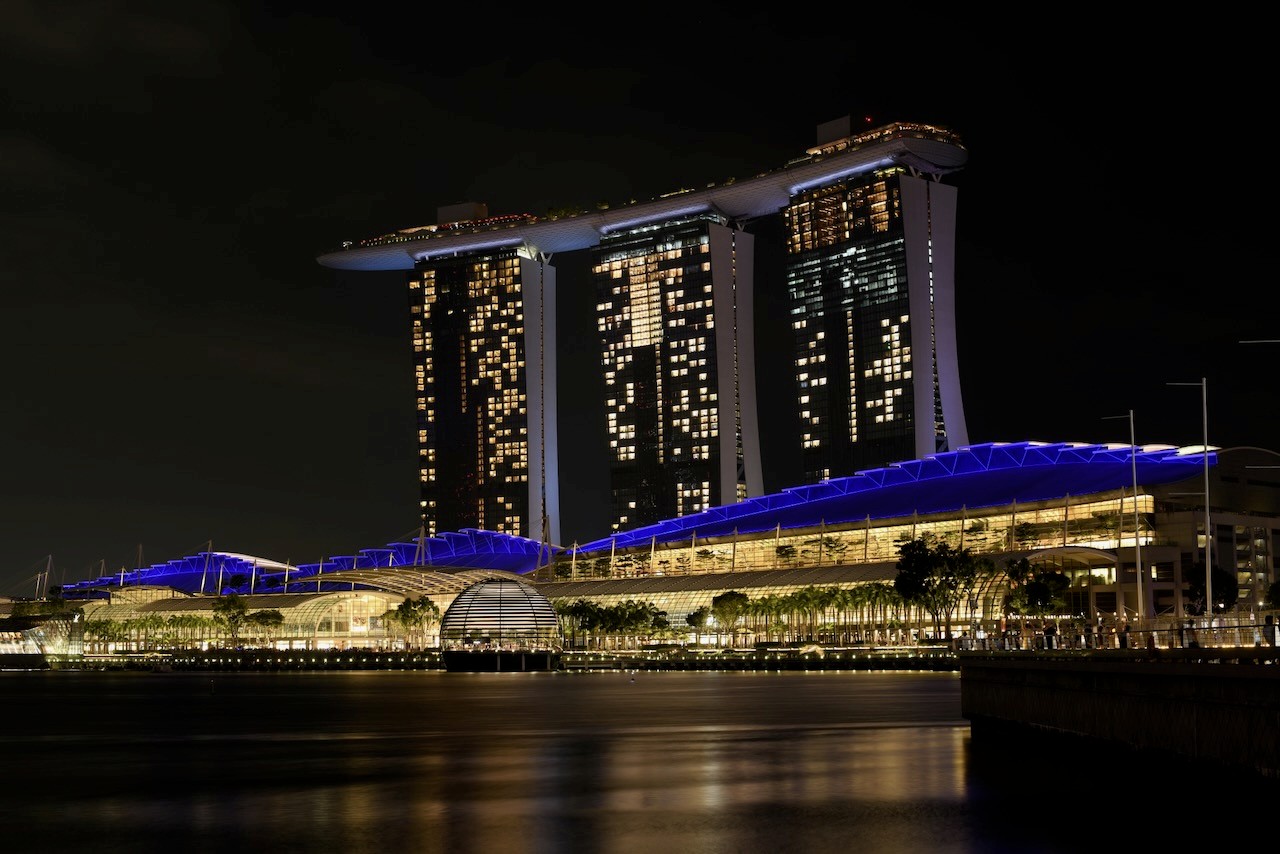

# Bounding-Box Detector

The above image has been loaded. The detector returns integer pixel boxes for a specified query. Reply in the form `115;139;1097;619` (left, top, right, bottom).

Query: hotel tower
403;214;559;544
786;117;968;482
316;118;968;543
593;213;761;531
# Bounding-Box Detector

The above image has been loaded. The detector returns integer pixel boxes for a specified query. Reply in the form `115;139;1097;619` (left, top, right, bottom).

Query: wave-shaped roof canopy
59;441;1215;596
575;441;1215;553
61;529;552;597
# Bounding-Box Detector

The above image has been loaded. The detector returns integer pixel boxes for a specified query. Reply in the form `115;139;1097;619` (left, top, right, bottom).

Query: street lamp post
1104;411;1143;621
1169;378;1212;618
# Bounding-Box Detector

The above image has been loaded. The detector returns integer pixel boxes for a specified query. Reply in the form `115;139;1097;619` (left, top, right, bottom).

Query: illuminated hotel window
591;214;751;527
787;169;938;481
409;250;538;537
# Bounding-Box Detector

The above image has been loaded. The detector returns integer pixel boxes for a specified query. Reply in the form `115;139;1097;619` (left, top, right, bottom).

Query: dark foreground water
1;669;1275;853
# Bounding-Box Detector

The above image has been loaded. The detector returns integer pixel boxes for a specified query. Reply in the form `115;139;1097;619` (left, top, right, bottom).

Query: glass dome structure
438;577;560;651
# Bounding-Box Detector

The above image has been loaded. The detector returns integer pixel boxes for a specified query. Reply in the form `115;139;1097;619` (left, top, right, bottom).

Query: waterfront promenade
65;645;962;672
58;641;1280;673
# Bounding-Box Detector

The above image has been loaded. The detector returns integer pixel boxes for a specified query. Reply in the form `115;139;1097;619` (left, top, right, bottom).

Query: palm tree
752;594;786;643
832;586;864;644
85;619;129;652
858;584;883;643
555;599;604;649
743;595;772;643
171;613;208;648
607;600;656;649
789;586;829;642
861;582;902;644
135;613;166;650
775;593;795;642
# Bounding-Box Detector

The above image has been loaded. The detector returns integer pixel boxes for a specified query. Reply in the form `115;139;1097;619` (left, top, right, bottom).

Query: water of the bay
1;668;1273;853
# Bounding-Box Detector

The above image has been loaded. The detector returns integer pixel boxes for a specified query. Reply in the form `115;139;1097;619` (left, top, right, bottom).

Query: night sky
2;5;1273;596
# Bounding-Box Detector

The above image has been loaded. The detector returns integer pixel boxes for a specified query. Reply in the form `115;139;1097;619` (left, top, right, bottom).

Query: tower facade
408;241;559;544
593;214;762;530
785;134;966;482
317;119;967;541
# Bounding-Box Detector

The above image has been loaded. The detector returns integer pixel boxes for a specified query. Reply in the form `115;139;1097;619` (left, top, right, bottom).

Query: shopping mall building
37;441;1280;651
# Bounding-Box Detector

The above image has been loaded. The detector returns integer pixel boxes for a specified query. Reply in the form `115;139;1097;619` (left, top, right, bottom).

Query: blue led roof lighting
60;529;556;597
58;441;1215;595
574;441;1215;553
59;551;287;597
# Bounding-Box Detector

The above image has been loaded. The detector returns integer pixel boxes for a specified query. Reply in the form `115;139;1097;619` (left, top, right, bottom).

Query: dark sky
2;4;1273;596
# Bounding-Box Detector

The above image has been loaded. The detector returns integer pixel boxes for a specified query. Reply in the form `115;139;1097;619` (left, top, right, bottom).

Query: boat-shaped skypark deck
315;122;967;272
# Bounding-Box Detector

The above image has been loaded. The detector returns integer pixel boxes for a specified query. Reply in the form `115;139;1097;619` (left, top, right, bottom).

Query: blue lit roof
292;529;552;575
61;529;553;597
59;441;1216;596
576;441;1215;553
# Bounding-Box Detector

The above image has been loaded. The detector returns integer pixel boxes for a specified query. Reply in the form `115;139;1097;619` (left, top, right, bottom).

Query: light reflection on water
4;669;1269;853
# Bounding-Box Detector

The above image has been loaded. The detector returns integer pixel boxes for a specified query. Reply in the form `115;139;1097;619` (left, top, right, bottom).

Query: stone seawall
958;649;1280;779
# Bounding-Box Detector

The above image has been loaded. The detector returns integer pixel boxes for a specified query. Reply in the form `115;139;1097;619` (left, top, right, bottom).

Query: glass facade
1228;522;1271;606
58;448;1280;651
438;578;559;650
77;591;417;652
409;250;532;538
784;168;962;482
593;214;758;531
531;489;1175;632
541;492;1157;583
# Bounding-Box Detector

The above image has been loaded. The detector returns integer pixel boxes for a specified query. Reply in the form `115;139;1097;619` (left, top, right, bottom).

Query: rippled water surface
1;669;1272;853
